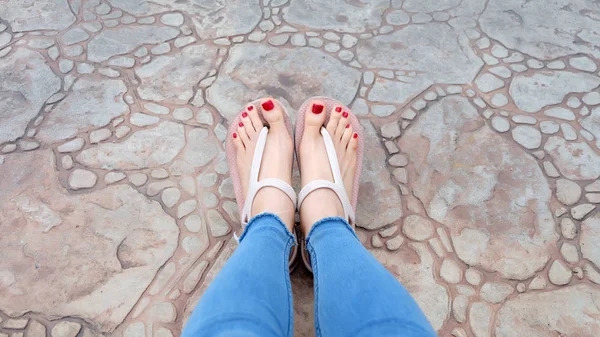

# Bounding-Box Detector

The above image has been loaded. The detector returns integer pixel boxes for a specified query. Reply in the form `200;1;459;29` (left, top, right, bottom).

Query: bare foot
232;98;295;231
298;100;359;235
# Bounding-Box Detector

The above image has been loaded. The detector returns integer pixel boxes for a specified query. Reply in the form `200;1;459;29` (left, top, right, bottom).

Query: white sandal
294;97;365;273
225;98;299;271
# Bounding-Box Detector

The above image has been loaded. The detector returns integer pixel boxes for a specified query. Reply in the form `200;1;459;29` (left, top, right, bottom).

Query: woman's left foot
231;98;295;231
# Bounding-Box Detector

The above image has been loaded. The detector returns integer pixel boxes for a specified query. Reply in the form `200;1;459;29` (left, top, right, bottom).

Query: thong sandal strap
241;127;297;225
297;128;355;224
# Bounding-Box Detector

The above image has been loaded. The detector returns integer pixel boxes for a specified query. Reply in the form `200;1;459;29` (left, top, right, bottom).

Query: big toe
304;100;326;129
259;97;285;126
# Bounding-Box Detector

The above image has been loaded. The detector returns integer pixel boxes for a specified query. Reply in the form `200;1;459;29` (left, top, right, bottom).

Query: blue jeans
182;213;436;337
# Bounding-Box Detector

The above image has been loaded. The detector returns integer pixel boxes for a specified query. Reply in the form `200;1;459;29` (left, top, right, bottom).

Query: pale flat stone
386;10;410;25
51;322;81;337
62;28;89;45
38;78;128;144
491;116;510;132
560;218;577;239
548;260;572;285
177;200;197;218
582;92;600;106
440;258;462;284
555;179;582;206
475;73;504;93
452;295;467;323
540;121;559;134
469;302;493;337
373;243;449;330
569;56;597;72
509;71;600;113
400;96;558;280
560;242;579;263
381;122;401;139
544;107;575;120
68;169;97;190
161;13;184;26
480;282;513;304
581;108;600;149
284;0;387;33
89;129;111;143
104;172;126;184
208;44;360;121
491;93;508;107
0;48;61;143
26;320;46;337
130;113;159;127
0;0;75;32
544;137;600;180
581;213;600;269
547;60;566;69
161;188;180;208
496;284;600;336
88;26;179;62
77;122;185;170
465;268;482;286
511;125;541;149
402;215;434;241
481;0;600;60
358;23;482;106
207;209;229;237
173;108;193;121
110;0;260;39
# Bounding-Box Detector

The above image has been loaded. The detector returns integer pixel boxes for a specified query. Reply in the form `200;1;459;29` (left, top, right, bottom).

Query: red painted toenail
262;100;274;111
247;106;254;111
242;112;248;118
233;133;237;138
239;122;244;127
342;111;349;118
345;123;350;129
353;133;358;139
335;106;342;113
312;104;324;114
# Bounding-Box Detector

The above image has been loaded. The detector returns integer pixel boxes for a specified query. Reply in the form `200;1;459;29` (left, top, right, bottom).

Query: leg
182;98;296;337
298;100;435;337
181;213;295;337
306;217;436;337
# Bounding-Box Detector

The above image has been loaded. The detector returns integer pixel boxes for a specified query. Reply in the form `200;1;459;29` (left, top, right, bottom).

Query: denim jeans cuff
305;216;358;245
238;212;297;245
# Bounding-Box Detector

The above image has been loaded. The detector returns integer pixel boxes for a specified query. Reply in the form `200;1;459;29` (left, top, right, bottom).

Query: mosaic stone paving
1;0;600;336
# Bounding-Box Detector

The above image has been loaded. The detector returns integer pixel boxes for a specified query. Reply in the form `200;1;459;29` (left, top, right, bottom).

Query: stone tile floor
1;0;600;336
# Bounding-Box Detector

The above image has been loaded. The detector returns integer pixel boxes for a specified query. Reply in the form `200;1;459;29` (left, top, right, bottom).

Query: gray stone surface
0;0;75;32
0;48;61;143
400;96;557;280
136;45;218;104
510;71;600;113
88;26;179;62
544;137;600;180
38;78;128;144
207;44;361;120
481;0;600;60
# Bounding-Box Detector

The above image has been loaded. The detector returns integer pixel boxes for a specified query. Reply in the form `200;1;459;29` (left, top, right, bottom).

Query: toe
245;104;263;133
305;100;326;130
238;125;250;144
326;105;343;135
240;119;256;140
232;131;245;150
259;98;285;127
334;110;349;140
340;124;353;150
347;131;359;154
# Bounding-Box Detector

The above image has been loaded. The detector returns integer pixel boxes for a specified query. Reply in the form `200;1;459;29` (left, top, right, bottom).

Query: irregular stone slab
544;137;600;180
0;151;179;332
581;213;600;269
68;169;98;190
0;0;75;32
356;121;403;230
469;302;493;337
509;71;600;113
109;0;261;39
373;243;449;330
87;26;179;62
182;128;218;168
511;125;541;149
480;282;513;304
207;44;361;121
358;23;482;106
481;0;600;60
496;284;600;336
0;48;61;143
555;179;582;206
581;108;600;149
400;96;558;280
404;0;461;12
283;0;388;33
37;78;128;144
76;122;185;170
136;45;218;104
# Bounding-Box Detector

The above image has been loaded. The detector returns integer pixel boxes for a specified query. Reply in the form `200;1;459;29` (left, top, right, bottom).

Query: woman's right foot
298;100;359;235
